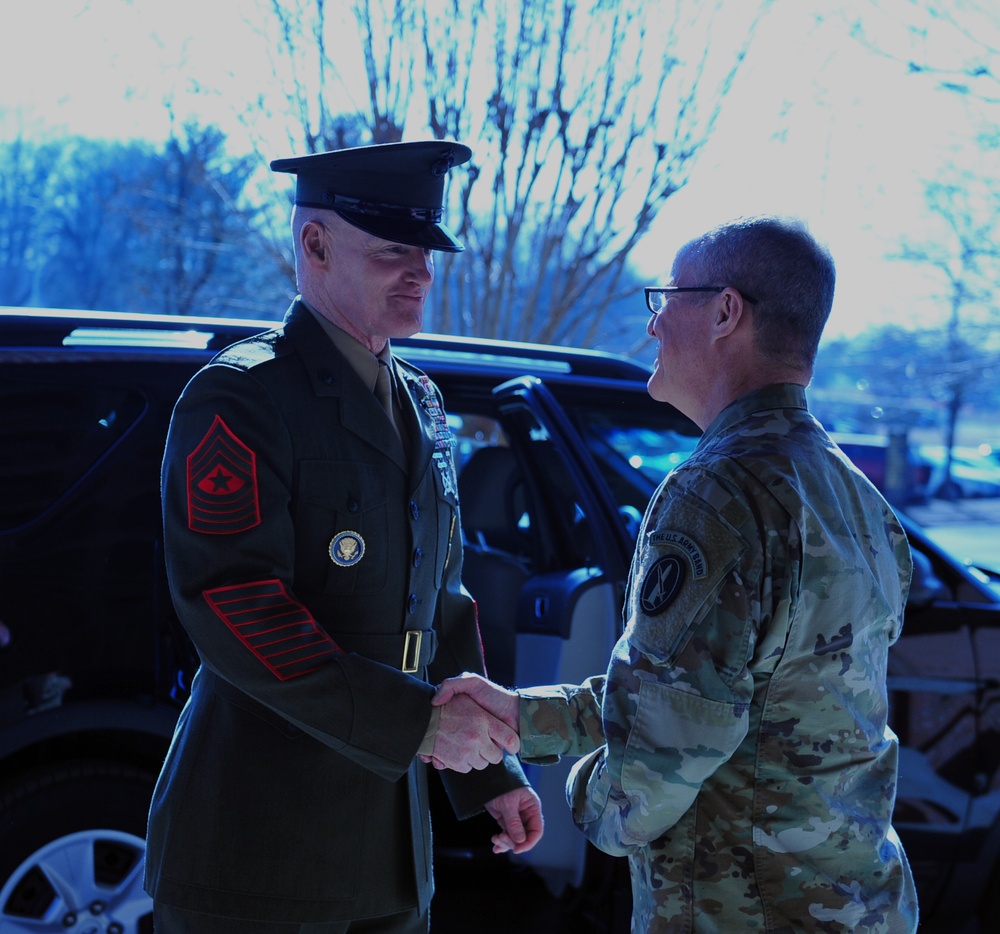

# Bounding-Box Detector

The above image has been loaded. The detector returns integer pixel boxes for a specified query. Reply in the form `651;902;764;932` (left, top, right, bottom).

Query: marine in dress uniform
144;141;534;932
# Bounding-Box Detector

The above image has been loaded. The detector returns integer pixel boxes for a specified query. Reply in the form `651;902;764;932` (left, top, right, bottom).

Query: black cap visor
319;206;465;252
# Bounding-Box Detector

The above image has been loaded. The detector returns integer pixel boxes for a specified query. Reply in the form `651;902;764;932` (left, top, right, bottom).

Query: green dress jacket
144;300;525;923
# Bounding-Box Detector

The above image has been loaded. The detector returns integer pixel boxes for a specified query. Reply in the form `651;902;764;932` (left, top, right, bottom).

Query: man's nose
407;250;434;282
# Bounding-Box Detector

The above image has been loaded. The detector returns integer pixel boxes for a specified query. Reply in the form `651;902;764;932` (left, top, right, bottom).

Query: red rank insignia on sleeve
186;415;261;534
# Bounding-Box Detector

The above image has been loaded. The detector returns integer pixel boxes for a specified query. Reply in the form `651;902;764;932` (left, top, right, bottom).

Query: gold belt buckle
402;631;422;673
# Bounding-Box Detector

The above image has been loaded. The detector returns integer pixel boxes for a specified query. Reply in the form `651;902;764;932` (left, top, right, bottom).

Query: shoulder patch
648;530;708;579
640;554;687;615
186;415;261;534
629;490;753;666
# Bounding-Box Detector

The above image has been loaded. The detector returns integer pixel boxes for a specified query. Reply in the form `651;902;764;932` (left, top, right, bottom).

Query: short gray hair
674;215;836;368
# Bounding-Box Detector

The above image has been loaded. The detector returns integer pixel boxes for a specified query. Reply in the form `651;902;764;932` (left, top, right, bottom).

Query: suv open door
437;374;635;926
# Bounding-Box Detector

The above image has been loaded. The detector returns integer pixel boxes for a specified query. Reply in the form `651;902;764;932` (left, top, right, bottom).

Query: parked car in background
829;432;933;505
919;444;1000;500
2;308;999;933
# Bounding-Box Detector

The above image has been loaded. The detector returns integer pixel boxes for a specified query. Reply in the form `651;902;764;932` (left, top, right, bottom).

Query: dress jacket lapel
282;301;427;479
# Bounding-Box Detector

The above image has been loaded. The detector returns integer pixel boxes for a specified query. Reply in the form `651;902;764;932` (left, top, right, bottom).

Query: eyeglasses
644;285;758;315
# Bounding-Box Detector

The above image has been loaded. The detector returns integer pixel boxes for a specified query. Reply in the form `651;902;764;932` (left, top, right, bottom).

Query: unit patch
329;530;365;567
647;530;708;580
640;554;686;615
186;415;260;535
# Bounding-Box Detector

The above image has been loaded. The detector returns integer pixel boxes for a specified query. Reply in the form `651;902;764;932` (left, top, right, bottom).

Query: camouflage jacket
518;384;919;933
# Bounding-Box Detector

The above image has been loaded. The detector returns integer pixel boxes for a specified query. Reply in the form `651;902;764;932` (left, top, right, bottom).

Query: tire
0;760;156;933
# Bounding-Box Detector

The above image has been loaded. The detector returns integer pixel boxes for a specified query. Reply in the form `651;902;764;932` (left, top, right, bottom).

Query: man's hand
432;672;519;733
485;786;544;854
426;692;520;773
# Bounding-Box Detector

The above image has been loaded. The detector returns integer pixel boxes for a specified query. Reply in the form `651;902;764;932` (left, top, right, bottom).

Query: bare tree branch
850;0;1000;103
889;173;1000;493
414;0;774;345
251;0;773;347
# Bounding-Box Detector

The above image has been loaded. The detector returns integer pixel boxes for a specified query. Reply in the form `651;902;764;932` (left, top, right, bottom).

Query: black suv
2;308;998;933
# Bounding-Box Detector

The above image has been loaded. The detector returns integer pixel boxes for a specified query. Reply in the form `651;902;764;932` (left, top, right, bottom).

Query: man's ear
300;220;328;267
713;288;746;339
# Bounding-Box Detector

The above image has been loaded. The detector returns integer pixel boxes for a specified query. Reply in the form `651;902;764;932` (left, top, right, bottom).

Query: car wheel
0;760;156;933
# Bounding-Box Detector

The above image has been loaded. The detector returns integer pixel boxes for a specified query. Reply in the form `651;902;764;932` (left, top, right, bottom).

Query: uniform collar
700;383;810;448
300;299;392;394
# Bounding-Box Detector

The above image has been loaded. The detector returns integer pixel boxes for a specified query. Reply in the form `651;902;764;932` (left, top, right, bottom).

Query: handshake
421;673;520;773
423;673;544;856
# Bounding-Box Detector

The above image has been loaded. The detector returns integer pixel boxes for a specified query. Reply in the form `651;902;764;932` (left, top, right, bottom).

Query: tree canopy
0;124;287;317
255;0;774;346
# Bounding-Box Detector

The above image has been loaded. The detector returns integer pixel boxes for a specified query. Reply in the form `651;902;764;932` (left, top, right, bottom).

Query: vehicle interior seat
457;445;533;688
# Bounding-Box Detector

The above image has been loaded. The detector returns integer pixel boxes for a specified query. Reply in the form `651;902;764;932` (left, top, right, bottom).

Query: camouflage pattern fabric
518;384;919;933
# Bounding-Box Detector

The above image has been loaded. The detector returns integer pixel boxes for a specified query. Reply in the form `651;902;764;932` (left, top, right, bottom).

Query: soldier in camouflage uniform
436;216;919;932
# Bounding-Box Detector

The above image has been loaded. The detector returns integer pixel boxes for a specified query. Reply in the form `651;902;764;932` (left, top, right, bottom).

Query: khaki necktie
375;359;401;439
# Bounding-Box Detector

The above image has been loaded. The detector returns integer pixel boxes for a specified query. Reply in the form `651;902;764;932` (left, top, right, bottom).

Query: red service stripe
203;579;342;680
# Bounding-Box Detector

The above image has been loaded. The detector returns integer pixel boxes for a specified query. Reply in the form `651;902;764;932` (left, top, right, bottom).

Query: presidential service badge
329;530;365;567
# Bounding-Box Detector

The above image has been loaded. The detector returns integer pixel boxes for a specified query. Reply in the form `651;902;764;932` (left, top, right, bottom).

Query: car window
562;400;699;519
448;411;509;470
450;402;600;570
565;395;1000;613
0;374;147;531
577;410;698;509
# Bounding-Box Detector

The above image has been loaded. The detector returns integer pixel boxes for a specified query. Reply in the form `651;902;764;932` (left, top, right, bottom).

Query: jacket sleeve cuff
417;704;442;758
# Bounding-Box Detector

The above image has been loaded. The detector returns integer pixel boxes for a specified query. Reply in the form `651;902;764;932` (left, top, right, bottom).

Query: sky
1;0;995;341
632;2;996;339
